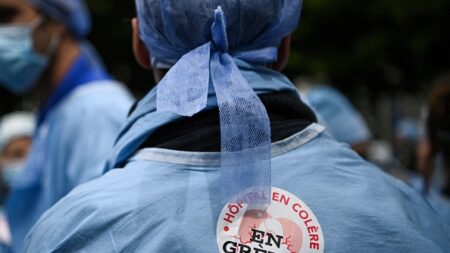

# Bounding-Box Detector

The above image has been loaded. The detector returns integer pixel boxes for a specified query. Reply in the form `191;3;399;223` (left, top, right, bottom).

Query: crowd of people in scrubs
0;0;448;252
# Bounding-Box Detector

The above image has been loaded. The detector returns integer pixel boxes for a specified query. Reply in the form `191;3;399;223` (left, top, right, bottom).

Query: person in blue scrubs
297;80;372;157
25;1;449;252
0;0;134;251
0;112;35;253
414;74;450;225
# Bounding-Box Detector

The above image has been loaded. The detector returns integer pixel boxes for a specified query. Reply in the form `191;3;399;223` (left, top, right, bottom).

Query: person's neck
38;39;81;107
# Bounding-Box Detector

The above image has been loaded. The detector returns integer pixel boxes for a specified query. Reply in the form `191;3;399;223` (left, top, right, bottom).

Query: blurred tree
287;0;450;98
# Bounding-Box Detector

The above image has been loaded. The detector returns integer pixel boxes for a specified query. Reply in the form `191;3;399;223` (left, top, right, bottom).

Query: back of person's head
428;74;450;155
133;0;302;204
135;0;302;69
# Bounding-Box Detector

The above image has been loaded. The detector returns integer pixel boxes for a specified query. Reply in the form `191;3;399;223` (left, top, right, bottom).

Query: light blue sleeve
410;173;450;226
306;86;371;145
5;82;133;253
46;82;133;199
24;169;139;253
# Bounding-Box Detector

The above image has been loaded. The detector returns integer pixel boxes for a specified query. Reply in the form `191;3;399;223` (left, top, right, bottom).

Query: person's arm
416;138;434;194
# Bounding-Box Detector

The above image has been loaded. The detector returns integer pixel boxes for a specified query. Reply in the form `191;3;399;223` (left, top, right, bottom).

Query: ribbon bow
157;6;274;204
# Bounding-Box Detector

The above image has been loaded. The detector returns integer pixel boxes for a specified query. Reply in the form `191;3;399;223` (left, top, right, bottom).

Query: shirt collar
104;62;299;172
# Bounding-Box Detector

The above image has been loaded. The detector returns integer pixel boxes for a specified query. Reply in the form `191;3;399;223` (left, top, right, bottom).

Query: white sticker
217;187;324;253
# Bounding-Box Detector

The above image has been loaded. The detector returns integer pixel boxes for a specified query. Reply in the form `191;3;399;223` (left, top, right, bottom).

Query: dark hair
427;74;450;155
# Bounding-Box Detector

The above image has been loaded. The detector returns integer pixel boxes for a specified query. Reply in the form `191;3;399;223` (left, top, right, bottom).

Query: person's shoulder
307;85;351;109
286;132;423;206
52;80;133;130
24;167;140;252
283;136;450;250
63;80;134;113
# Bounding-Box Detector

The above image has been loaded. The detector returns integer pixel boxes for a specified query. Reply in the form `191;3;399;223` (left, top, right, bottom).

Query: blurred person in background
0;0;134;251
414;74;450;224
0;112;35;197
0;112;34;252
23;1;449;252
393;117;420;171
297;78;372;157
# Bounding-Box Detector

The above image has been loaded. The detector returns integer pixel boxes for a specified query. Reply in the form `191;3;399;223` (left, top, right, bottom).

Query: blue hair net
136;0;301;67
135;0;302;204
26;0;91;37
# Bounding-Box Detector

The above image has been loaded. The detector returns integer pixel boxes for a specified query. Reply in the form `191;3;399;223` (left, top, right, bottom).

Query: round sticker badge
217;187;324;253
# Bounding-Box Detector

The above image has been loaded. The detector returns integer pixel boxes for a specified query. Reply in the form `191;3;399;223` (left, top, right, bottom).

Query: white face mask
1;160;26;186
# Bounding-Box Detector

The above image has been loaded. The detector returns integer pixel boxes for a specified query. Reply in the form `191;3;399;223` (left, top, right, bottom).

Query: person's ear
132;18;152;70
33;18;66;54
270;34;292;71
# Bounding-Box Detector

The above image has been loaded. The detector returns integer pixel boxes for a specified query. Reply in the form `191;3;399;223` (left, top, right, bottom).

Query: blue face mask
2;160;25;186
0;16;49;95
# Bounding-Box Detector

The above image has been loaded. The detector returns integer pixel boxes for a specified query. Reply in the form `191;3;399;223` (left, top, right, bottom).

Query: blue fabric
0;245;10;253
104;61;296;173
410;173;450;226
395;118;419;141
37;52;111;126
304;85;371;145
5;52;134;253
136;0;301;67
24;67;450;252
26;0;91;37
157;7;275;204
137;0;302;204
26;134;450;252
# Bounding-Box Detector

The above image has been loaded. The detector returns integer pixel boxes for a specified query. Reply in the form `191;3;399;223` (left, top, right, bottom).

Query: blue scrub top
302;85;371;145
409;170;450;226
36;50;111;127
6;51;134;252
24;127;450;253
23;65;450;252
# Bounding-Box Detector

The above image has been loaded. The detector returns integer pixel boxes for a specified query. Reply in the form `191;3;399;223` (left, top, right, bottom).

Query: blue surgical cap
26;0;91;37
136;0;302;66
